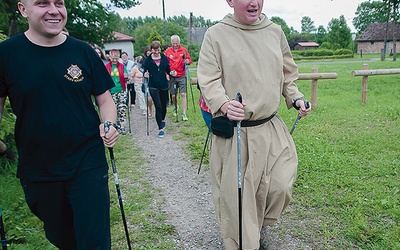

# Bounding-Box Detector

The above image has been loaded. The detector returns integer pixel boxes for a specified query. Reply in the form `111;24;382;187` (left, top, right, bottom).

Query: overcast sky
104;0;365;32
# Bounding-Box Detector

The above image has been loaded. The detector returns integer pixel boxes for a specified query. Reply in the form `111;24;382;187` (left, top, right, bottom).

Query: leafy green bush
314;49;334;56
293;49;334;57
0;32;17;167
334;48;352;55
320;42;332;49
0;32;8;42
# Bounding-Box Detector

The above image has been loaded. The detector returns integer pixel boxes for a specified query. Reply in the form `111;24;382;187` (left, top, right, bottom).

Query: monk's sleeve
280;31;304;109
197;29;230;115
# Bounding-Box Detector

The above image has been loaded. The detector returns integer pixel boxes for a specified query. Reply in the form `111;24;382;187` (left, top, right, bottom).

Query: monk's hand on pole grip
292;98;310;111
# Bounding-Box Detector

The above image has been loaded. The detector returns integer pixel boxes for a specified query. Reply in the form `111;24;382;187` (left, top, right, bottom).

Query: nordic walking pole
184;52;196;113
235;92;243;250
197;129;211;174
0;209;7;250
126;84;132;134
174;82;179;123
144;72;150;136
104;121;132;250
289;100;310;135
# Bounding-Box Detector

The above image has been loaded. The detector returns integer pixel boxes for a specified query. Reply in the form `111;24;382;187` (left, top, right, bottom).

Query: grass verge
0;135;177;250
175;55;400;249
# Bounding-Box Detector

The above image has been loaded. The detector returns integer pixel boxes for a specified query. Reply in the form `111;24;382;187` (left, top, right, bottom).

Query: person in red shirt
165;35;192;121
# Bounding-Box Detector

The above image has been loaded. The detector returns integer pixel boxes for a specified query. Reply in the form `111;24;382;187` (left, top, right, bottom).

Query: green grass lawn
1;54;399;249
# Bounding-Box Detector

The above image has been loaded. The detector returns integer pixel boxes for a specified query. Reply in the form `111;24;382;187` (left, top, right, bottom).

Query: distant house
357;22;400;54
185;27;208;44
103;32;135;59
294;42;320;50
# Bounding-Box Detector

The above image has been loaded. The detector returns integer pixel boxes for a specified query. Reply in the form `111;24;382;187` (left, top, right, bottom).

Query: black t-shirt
0;34;115;181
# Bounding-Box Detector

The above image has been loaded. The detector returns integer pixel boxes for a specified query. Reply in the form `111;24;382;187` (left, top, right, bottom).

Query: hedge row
292;48;353;58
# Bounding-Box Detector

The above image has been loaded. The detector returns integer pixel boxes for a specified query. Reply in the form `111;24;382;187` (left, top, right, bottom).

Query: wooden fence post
362;64;368;104
311;68;318;110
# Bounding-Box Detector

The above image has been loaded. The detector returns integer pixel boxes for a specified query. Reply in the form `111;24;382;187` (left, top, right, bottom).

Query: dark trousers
127;84;136;105
20;166;111;250
149;88;168;129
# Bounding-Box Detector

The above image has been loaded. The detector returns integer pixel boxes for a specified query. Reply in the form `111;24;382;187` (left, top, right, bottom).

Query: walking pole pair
289;100;310;135
235;92;243;250
104;121;132;250
0;209;7;250
183;52;196;113
197;129;212;174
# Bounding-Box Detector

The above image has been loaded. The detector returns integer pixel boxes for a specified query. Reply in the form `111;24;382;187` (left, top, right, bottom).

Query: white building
103;32;135;59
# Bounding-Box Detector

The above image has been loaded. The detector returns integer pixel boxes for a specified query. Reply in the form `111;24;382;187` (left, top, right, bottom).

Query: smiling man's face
18;0;67;38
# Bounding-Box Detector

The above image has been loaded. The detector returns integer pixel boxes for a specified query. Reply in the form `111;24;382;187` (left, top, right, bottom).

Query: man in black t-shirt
0;0;119;249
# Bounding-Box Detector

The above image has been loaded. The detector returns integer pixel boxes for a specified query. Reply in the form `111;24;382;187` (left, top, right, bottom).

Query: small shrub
334;49;352;55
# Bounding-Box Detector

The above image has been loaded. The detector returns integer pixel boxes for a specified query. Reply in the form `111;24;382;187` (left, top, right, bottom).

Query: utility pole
189;12;193;52
162;0;167;44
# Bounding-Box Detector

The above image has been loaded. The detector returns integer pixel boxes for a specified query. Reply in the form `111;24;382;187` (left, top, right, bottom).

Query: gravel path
128;104;312;250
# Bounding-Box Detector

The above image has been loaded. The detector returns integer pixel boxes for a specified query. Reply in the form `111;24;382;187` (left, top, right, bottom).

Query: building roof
357;22;400;42
113;32;135;42
296;42;320;47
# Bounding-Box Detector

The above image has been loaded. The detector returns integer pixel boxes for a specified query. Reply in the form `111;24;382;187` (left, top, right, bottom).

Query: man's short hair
171;35;180;43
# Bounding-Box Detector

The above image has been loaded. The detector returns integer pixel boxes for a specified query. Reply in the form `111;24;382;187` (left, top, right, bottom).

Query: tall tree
164;15;215;28
270;16;291;39
110;0;140;9
133;19;187;56
301;16;316;34
327;15;352;50
384;0;400;60
167;15;189;27
65;0;117;46
353;1;388;33
315;25;327;45
147;26;164;48
0;0;139;45
0;0;27;36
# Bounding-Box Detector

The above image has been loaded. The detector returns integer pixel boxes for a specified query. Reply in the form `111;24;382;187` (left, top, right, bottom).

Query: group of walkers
0;0;312;249
95;35;192;138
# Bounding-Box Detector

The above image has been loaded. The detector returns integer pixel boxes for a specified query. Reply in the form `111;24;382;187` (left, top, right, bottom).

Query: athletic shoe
182;114;188;121
161;121;166;129
173;108;177;117
158;130;165;138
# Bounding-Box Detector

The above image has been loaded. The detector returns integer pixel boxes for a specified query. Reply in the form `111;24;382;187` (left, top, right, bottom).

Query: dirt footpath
128;105;311;250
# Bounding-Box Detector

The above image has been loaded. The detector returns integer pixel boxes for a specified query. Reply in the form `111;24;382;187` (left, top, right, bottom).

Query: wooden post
362;64;368;104
311;68;318;109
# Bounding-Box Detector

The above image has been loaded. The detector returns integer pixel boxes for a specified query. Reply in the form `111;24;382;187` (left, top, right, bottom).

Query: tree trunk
8;18;19;37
